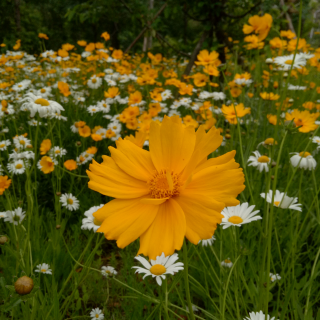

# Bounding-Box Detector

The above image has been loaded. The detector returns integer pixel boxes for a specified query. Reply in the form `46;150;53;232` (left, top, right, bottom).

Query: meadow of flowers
1;10;320;320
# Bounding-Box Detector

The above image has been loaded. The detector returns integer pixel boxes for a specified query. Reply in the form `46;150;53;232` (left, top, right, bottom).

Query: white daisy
49;146;67;158
221;258;233;268
87;105;101;115
245;311;278;320
87;75;102;89
247;151;270;172
7;160;27;175
0;139;11;151
59;193;80;211
13;135;31;150
4;207;26;225
81;204;104;232
221;203;262;229
198;235;216;247
311;136;320;146
101;266;118;277
273;53;313;71
35;263;52;275
270;273;281;282
260;190;302;211
186;304;199;313
21;93;64;118
290;152;317;170
0;211;9;219
132;253;184;286
12;79;32;92
90;308;104;320
97;100;110;113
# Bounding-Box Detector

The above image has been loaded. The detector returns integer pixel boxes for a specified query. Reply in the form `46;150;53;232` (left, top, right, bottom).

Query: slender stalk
183;240;195;320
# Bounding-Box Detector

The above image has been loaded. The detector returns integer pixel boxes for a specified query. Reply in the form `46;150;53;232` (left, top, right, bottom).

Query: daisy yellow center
15;164;23;169
55;150;61;154
228;216;243;224
224;259;231;263
67;198;73;205
92;79;97;83
18;85;22;87
0;144;5;148
41;269;47;272
40;88;46;93
258;156;270;163
316;139;320;143
148;170;181;199
93;218;102;226
150;264;166;275
285;59;293;64
95;315;99;318
274;201;280;206
34;98;50;106
19;140;25;145
299;151;311;157
104;270;111;274
92;108;96;111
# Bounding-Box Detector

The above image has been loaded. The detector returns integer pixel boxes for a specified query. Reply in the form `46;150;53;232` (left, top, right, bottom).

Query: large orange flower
87;116;245;259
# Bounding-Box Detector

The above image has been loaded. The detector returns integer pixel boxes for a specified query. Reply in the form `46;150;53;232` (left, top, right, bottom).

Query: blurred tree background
0;0;319;55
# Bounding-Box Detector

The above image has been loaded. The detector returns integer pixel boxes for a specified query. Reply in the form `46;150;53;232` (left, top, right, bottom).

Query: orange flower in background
88;116;245;259
79;125;91;137
260;92;280;100
58;81;71;97
221;103;251;124
195;50;220;66
128;91;142;105
243;13;273;41
287;38;307;52
203;64;219;76
193;73;209;87
62;43;74;51
87;146;98;154
77;40;87;46
101;32;110;41
112;49;123;60
40;156;55;174
267;114;279;125
104;87;120;99
179;83;193;95
269;37;287;50
85;43;95;52
0;176;11;195
91;134;103;141
244;35;264;50
280;30;296;39
58;49;68;58
40;139;52;155
285;110;318;133
64;160;78;171
38;33;49;40
13;39;21;50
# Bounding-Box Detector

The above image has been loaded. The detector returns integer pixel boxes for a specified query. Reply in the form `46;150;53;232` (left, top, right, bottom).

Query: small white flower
81;204;104;232
0;139;11;151
132;253;184;286
260;190;302;211
221;258;233;268
49;146;67;158
247;151;270;172
290;152;317;170
7;160;27;175
311;136;320;146
90;308;104;320
198;236;216;247
35;263;52;275
59;193;80;211
13;135;31;150
186;304;199;313
101;266;117;277
221;203;262;229
244;310;278;320
4;207;26;225
87;75;102;89
270;273;281;282
87;105;101;115
0;211;9;219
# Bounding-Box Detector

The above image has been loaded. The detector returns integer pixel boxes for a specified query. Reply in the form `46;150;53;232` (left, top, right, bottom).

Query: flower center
93;218;102;226
67;198;73;205
296;119;303;126
40;88;46;93
55;150;61;154
41;269;47;272
299;151;311;157
0;144;5;148
15;164;23;169
224;259;231;263
13;215;20;222
19;140;25;145
148;170;181;199
228;216;243;224
274;201;280;206
258;156;270;163
285;59;293;64
95;315;99;318
34;98;50;106
150;264;166;275
92;79;97;83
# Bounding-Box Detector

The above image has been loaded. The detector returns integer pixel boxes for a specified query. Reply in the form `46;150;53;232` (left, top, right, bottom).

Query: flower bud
56;225;61;229
56;192;61;196
225;134;231;140
76;141;82;147
0;235;8;245
14;276;34;295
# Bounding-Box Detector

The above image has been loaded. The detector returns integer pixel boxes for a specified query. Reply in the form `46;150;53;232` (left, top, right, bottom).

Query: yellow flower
101;32;110;41
260;92;280;100
243;13;273;41
193;73;209;87
79;125;91;138
104;87;119;98
244;35;264;50
195;50;220;66
124;131;148;148
38;33;49;40
64;160;78;171
87;116;245;259
285;110;318;133
40;139;52;155
58;81;71;97
0;176;11;195
40;156;55;174
221;104;251;124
